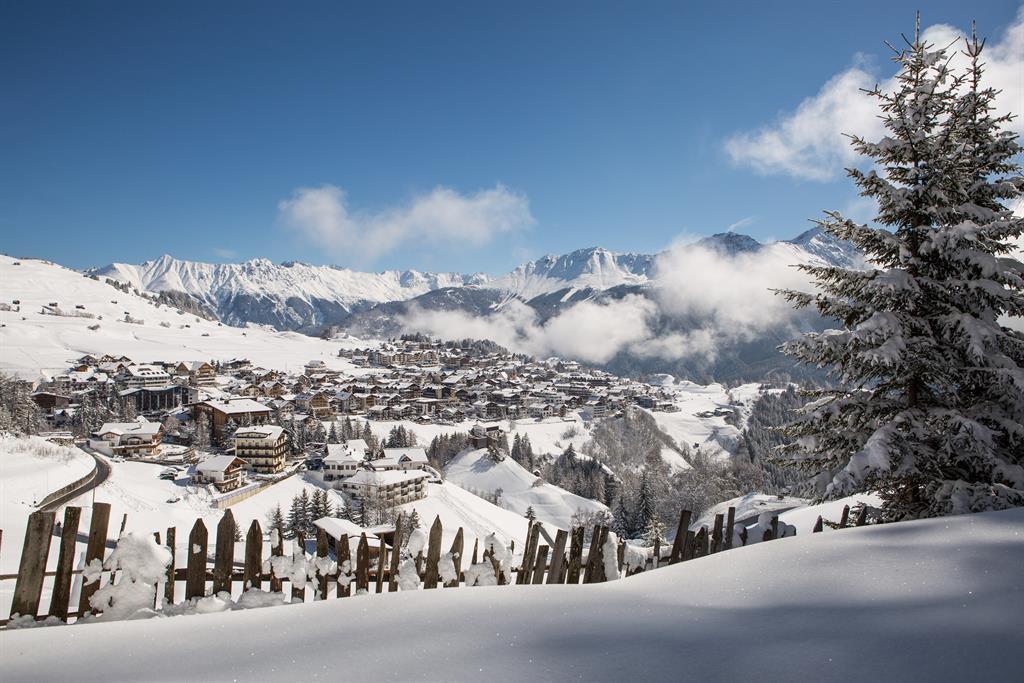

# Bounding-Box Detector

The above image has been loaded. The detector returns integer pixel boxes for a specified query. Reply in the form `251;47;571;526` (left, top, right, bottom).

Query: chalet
192;397;272;437
233;425;290;474
31;391;71;414
527;403;554;419
339;469;428;506
313;518;384;559
123;364;172;389
375;447;429;472
193;455;246;492
119;384;196;414
91;419;165;457
294;391;332;418
469;423;504;449
175;361;216;387
323;444;363;482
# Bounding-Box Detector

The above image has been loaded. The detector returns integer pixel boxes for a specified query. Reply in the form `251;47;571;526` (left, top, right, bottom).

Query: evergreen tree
285;495;304;539
194;412;211;450
635;468;658;533
266;504;286;536
777;23;1024;519
525;505;536;522
299;489;313;533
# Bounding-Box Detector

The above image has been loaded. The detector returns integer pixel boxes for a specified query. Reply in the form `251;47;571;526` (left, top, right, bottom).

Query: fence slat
244;521;262;591
855;506;868;527
669;510;692;564
337;534;352;598
692;527;707;559
546;529;568;585
470;538;478;566
292;532;306;603
388;514;404;592
11;510;55;619
566;526;584;584
270;528;284;593
356;533;369;593
423;516;443;589
711;513;725;554
48;506;81;620
839;505;850;528
446;527;464;588
78;502;111;616
725;507;736;550
531;545;549;585
316;527;330;600
375;535;387;594
185;519;208;600
582;525;604;584
813;516;824;533
520;523;541;585
213;510;234;595
165;527;176;604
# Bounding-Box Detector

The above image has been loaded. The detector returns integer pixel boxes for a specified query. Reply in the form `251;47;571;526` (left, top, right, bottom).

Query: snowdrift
4;508;1021;681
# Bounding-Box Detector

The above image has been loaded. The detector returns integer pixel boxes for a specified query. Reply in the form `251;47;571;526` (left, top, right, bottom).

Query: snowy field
3;508;1021;682
0;255;371;380
444;447;607;529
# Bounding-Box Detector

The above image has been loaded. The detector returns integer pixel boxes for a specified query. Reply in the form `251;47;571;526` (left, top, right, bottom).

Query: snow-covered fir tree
777;23;1024;519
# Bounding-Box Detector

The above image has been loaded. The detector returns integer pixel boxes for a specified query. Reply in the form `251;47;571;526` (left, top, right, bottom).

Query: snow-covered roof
234;425;284;440
95;420;163;437
378;447;428;467
200;397;270;414
196;455;243;473
325;443;362;464
313;517;375;541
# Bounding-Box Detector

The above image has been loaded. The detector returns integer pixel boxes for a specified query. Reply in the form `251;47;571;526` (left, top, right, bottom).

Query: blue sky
2;1;1021;274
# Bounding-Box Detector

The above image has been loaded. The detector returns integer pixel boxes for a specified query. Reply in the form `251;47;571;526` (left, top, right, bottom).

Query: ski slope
5;508;1020;682
444;448;608;529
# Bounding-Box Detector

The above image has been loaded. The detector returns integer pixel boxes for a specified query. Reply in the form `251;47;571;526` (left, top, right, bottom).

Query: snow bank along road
3;508;1022;682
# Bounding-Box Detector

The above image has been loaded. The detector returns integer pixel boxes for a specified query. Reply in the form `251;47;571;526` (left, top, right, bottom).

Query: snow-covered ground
0;255;370;380
4;508;1021;681
444;447;607;529
0;434;94;509
396;481;530;553
644;380;763;458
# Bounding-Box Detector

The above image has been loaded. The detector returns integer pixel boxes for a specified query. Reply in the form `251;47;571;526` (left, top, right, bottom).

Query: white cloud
725;11;1024;181
278;183;534;262
726;216;756;232
400;239;820;364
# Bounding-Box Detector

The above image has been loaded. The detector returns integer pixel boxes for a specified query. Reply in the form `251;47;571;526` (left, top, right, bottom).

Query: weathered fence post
446;527;464;588
692;527;707;560
316;527;330;600
725;507;736;551
388;514;404;592
855;506;868;527
652;536;660;568
337;534;352;598
48;506;81;621
78;502;111;616
711;513;725;554
669;510;692;564
516;521;534;585
566;526;584;584
244;520;262;591
11;510;55;620
839;505;850;528
531;545;549;585
583;525;606;584
185;519;208;600
423;516;443;589
355;533;369;593
519;523;541;585
269;527;285;593
546;529;568;585
165;526;176;604
770;515;780;541
292;531;306;603
212;510;234;595
470;538;478;566
375;534;387;594
812;516;824;533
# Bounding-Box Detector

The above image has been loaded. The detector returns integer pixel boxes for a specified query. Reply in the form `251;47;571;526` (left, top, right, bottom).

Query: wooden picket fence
0;502;869;628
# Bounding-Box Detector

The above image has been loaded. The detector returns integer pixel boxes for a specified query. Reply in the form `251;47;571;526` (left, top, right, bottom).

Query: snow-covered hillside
94;254;488;331
445;447;608;529
488;247;655;300
0;255;368;380
6;508;1020;682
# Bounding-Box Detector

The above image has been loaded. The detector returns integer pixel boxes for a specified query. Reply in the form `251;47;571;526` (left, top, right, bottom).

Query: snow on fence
0;502;870;628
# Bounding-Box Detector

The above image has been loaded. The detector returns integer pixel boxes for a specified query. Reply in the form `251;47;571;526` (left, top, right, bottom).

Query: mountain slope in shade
94;255;489;332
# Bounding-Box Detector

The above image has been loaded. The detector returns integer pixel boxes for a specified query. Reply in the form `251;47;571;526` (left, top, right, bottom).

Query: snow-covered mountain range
93;229;859;335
